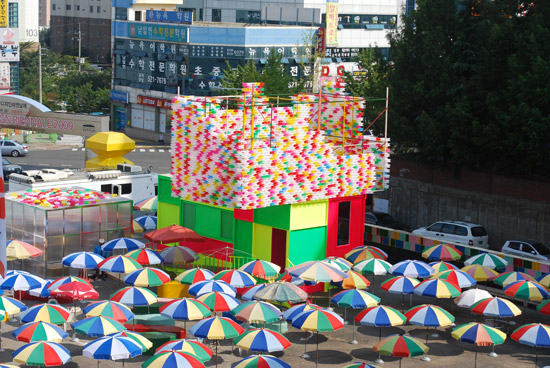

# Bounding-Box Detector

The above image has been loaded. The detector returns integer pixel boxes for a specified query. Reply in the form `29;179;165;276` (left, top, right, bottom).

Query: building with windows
110;0;412;142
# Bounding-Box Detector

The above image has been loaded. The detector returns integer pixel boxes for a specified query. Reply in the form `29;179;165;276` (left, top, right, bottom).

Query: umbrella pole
0;322;3;352
349;318;358;344
401;294;405;312
475;346;478;368
215;340;218;368
535;347;538;368
301;331;309;359
399;358;402;368
316;331;319;368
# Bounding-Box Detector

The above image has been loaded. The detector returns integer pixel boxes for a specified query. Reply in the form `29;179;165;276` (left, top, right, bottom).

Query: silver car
0;140;30;157
501;240;550;262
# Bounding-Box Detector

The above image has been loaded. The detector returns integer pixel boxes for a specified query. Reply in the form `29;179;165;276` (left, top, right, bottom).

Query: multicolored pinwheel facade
159;80;391;269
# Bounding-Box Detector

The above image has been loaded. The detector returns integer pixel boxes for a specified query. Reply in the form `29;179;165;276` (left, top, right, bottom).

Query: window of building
8;3;18;27
120;184;132;195
90;6;93;12
66;16;71;21
97;6;100;13
66;4;71;10
115;8;128;20
9;62;19;94
52;3;56;11
135;11;141;21
236;10;260;23
100;184;112;193
322;13;397;29
76;5;79;10
337;201;351;246
212;9;221;22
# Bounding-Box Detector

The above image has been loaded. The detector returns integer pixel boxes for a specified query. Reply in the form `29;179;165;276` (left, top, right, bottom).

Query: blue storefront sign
110;90;128;103
146;10;193;24
127;22;189;43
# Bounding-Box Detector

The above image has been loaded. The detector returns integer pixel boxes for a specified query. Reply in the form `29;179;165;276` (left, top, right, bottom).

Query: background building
110;0;410;142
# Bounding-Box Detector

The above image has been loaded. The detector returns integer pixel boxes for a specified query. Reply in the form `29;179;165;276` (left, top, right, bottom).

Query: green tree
343;48;389;135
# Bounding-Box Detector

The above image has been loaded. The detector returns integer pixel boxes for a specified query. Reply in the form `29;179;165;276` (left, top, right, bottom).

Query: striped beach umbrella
124;267;171;287
429;261;459;273
461;265;500;282
495;271;537;287
452;322;506;367
353;259;392;276
6;239;43;260
405;304;455;341
12;321;68;343
455;288;493;308
156;339;212;362
189;316;244;368
189;280;237;297
373;334;428;368
234;355;289;368
160;298;211;328
98;256;143;274
212;269;256;288
125;248;163;265
21;304;70;325
72;316;126;337
239;260;281;279
414;279;461;299
101;237;145;252
234;328;291;353
345;246;387;263
470;297;521;318
133;196;157;211
176;268;215;285
142;351;204;368
276;271;317;287
422;244;462;261
0;295;27;316
83;300;135;323
537;299;550;315
110;286;158;307
13;341;71;367
323;256;353;271
511;323;550;366
47;276;90;292
431;269;477;288
356;306;407;328
337;270;371;290
242;284;267;301
0;272;43;292
62;252;104;269
195;291;240;312
287;260;349;283
464;253;508;269
109;331;153;352
161;246;198;265
389;260;434;278
381;276;420;312
82;335;142;361
254;281;308;303
537;273;550;289
232;301;282;324
283;302;322;322
134;215;157;231
331;289;380;309
29;280;52;298
504;280;550;301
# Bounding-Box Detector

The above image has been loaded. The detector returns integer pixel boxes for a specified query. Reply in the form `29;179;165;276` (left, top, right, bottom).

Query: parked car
412;220;489;248
2;157;22;179
365;211;411;231
501;240;550;261
0;140;29;157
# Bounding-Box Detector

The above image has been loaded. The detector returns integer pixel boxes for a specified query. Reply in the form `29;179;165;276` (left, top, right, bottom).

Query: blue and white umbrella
0;273;43;292
189;280;237;297
242;284;266;301
101;238;145;252
389;260;435;278
83;335;143;361
62;252;104;269
284;302;322;322
28;279;53;298
134;215;157;230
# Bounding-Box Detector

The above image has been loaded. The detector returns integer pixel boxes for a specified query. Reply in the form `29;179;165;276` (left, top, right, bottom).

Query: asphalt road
7;148;172;175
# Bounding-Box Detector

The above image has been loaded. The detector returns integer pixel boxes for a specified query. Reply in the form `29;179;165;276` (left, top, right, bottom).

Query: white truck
8;164;157;204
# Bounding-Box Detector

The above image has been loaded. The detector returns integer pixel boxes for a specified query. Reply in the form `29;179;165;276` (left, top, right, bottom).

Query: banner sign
325;0;339;47
0;28;18;61
137;95;172;109
0;150;5;277
0;63;9;90
0;0;7;28
110;90;128;103
316;28;326;54
127;22;188;43
146;10;193;24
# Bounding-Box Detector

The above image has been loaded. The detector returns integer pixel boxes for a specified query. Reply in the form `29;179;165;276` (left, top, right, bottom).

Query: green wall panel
158;202;180;229
253;224;272;261
287;226;327;266
254;204;291;230
234;220;253;256
195;204;221;239
181;202;195;230
158;175;179;206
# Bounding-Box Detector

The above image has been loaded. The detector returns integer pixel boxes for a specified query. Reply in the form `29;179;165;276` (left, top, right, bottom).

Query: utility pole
77;23;82;74
38;43;42;104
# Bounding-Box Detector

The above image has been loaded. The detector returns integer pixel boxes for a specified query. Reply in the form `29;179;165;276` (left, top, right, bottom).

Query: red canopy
49;281;99;301
144;224;205;244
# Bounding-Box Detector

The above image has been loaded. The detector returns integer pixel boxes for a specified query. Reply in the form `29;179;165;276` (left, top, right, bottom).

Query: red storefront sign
137;95;172;109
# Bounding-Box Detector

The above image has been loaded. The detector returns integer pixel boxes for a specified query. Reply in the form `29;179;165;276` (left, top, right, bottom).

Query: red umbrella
50;281;99;301
145;224;205;244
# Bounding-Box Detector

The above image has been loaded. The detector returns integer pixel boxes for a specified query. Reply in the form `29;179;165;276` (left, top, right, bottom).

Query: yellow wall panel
253;223;272;261
289;200;328;230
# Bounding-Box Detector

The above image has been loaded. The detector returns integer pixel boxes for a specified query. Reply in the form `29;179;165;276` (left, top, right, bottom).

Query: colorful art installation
10;188;111;209
170;81;390;210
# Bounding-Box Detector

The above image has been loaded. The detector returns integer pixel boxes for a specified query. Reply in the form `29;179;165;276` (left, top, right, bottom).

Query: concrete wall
378;158;550;251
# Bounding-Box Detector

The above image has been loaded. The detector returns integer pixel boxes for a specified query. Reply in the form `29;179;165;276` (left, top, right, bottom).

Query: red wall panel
326;195;366;259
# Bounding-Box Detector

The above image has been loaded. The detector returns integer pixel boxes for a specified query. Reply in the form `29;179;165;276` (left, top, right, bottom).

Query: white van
412;220;489;248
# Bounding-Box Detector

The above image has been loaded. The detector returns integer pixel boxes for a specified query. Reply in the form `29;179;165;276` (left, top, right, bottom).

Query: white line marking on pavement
139;149;145;152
